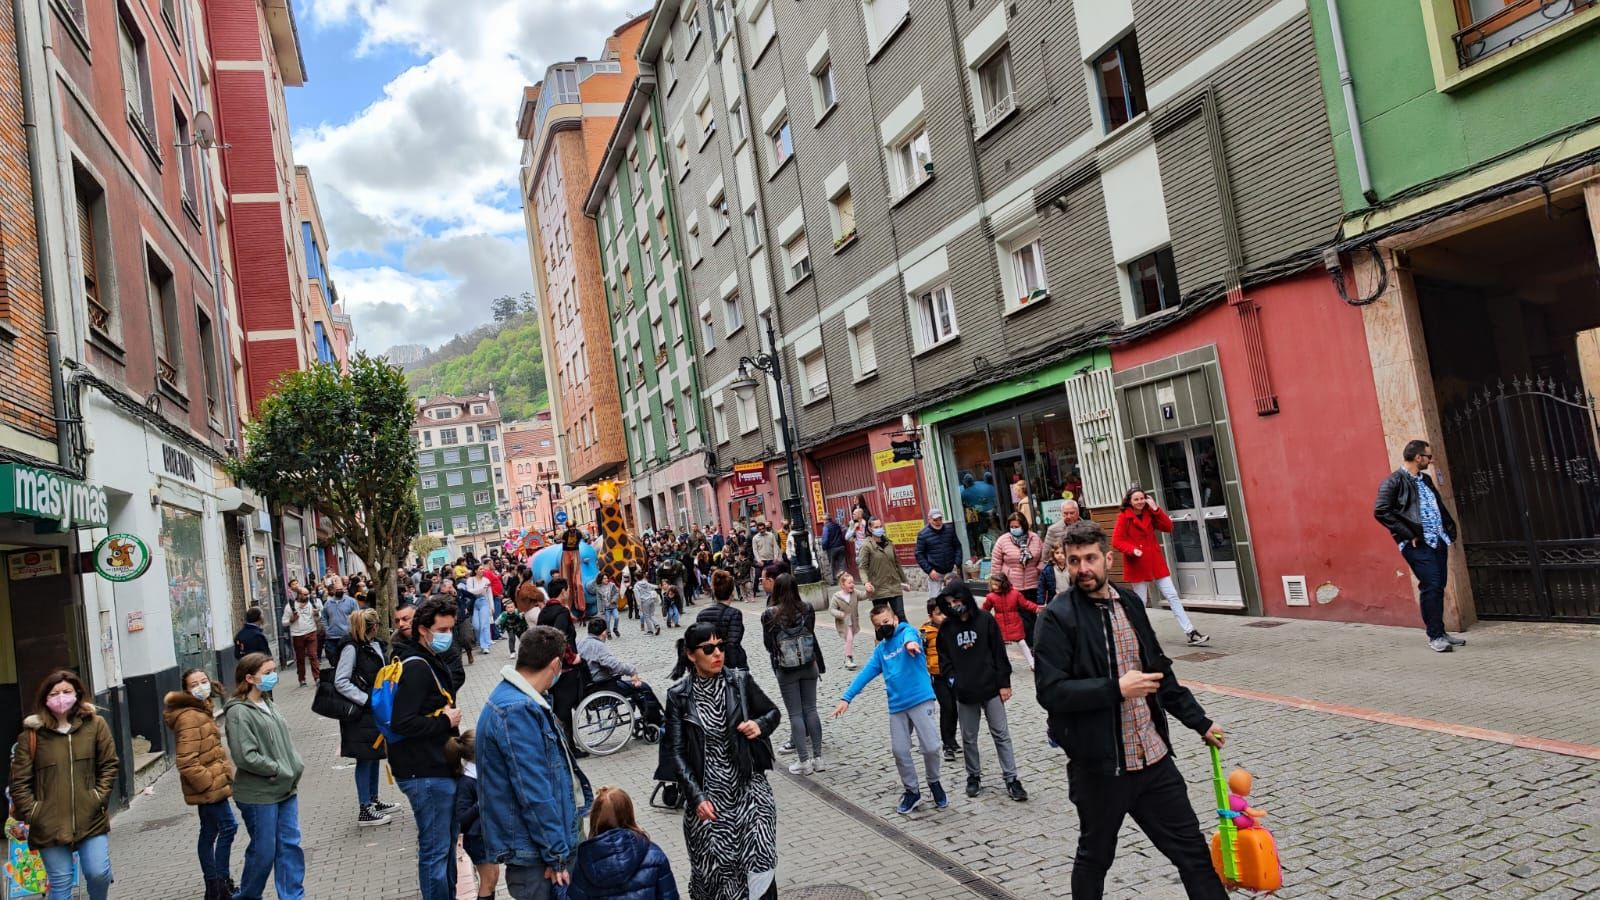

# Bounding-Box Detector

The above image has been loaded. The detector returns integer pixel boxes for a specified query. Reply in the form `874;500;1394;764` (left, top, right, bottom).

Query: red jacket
983;588;1040;643
1112;506;1173;582
485;568;505;599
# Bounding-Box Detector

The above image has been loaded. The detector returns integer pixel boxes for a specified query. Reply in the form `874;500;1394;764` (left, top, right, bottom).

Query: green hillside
406;312;549;421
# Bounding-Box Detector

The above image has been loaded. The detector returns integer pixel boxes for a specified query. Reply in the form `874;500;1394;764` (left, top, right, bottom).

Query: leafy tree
407;315;550;420
228;354;420;623
490;294;521;323
411;533;442;563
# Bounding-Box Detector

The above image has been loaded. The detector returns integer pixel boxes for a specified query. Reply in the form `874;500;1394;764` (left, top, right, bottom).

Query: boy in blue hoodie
833;604;946;814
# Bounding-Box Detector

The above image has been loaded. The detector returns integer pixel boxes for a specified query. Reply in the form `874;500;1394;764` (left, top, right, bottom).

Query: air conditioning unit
1281;575;1309;607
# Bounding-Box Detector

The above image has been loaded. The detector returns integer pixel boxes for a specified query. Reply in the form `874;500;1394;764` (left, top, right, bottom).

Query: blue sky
286;0;635;355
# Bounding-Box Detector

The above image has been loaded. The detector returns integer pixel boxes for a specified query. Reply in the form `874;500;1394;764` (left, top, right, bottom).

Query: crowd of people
4;495;1245;900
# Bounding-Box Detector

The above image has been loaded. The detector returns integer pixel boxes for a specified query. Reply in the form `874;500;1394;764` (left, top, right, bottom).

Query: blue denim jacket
475;667;593;870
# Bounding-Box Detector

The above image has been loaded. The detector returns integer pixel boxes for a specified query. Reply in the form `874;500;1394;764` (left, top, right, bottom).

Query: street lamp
728;320;820;584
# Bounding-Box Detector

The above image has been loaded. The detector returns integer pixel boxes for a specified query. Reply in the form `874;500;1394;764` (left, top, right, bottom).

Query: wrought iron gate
1442;377;1600;621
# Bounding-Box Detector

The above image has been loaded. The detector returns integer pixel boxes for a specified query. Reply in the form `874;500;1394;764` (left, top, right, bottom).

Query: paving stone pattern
102;599;1599;898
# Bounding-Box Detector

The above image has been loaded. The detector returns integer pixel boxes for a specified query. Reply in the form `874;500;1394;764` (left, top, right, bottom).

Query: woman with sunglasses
664;623;782;899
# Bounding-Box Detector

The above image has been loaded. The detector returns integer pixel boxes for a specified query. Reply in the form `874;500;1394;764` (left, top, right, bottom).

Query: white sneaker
788;759;814;776
811;756;827;772
844;656;857;670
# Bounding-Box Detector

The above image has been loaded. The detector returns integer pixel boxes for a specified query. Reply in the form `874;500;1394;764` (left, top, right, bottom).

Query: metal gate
1442;377;1600;621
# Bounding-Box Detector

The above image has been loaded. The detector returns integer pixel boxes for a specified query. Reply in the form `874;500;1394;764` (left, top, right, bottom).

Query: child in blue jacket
568;786;679;900
833;603;947;815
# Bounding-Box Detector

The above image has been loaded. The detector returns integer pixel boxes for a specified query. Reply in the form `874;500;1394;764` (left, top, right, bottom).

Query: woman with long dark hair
335;608;399;826
664;623;782;899
760;574;826;775
224;653;307;900
1112;486;1209;646
165;667;236;899
694;570;748;670
8;669;119;899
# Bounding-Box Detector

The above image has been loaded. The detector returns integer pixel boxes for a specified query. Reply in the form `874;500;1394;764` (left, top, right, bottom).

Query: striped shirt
1101;600;1168;771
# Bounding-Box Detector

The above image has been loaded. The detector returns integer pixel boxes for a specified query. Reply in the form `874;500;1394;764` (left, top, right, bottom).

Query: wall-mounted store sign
733;461;766;486
7;548;61;580
94;533;152;582
0;464;109;530
161;443;198;482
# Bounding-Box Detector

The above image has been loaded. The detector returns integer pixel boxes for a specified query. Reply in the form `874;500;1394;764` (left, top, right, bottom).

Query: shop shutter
1066;368;1131;509
816;446;875;517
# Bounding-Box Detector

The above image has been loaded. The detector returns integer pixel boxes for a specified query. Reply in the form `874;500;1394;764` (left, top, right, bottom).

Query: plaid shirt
1102;600;1168;771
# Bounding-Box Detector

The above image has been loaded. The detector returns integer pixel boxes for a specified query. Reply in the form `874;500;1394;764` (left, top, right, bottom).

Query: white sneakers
788;759;814;776
811;756;827;772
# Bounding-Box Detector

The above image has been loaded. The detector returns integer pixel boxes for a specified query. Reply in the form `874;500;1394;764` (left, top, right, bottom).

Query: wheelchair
571;668;664;757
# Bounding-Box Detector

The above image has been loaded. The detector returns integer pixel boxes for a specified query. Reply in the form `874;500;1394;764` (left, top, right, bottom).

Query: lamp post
728;320;820;584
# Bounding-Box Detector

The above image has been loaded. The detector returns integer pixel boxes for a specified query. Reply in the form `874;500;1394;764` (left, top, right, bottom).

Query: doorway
1150;433;1242;607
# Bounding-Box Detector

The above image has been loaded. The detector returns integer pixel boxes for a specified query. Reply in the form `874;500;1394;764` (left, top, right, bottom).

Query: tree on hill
228;354;419;624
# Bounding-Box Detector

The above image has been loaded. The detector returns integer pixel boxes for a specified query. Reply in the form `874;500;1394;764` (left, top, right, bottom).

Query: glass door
1151;434;1242;607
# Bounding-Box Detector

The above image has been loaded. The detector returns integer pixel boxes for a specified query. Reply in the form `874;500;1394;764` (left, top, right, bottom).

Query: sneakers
965;775;981;798
942;745;958;763
357;804;393;827
1005;779;1029;802
788;759;814;776
811;756;828;772
1186;631;1210;646
1428;636;1454;652
929;781;948;809
896;790;923;814
371;799;401;815
778;740;796;755
844;656;857;670
1444;633;1467;646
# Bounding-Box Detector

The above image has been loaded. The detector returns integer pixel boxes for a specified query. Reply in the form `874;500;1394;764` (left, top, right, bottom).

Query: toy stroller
1209;745;1283;894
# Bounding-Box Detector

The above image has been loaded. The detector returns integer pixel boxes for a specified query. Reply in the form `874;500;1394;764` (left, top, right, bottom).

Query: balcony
1453;0;1597;66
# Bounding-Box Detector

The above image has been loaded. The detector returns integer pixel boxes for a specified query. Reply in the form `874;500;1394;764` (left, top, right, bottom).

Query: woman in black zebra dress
665;622;783;899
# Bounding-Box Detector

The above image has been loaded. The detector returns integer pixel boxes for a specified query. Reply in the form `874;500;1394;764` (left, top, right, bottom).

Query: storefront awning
919;349;1110;425
0;463;109;531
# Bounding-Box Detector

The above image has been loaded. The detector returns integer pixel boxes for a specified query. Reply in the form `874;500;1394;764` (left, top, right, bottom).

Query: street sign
554;509;569;526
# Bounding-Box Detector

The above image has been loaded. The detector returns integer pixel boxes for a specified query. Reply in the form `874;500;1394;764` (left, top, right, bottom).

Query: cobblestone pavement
103;598;1599;899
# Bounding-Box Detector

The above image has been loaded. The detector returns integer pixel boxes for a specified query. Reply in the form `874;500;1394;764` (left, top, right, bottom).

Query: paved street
103;599;1599;899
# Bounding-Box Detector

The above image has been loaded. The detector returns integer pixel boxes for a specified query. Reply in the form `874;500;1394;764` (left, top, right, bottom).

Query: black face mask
946;602;966;617
875;623;897;642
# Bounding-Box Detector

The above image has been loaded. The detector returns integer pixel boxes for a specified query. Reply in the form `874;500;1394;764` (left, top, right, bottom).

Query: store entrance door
1151;433;1242;608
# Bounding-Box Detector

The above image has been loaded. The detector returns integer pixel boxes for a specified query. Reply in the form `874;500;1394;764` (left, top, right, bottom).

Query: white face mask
189;682;212;701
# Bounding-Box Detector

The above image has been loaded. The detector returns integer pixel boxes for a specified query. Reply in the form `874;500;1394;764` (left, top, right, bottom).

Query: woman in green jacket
7;669;119;899
223;653;306;900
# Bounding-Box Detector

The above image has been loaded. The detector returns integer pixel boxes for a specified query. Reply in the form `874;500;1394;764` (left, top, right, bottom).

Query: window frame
848;320;878;381
912;282;959;349
890;126;933;199
768;116;793;170
799;348;828;403
1093;32;1148;133
975;44;1016;131
723;288;745;336
782;231;812;287
1128;246;1181;320
812;58;837;118
117;8;157;152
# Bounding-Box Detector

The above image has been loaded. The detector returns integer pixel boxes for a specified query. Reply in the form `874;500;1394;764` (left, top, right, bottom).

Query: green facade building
412;393;508;558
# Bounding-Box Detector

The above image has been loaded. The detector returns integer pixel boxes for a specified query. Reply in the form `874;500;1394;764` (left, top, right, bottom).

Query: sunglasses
693;642;726;656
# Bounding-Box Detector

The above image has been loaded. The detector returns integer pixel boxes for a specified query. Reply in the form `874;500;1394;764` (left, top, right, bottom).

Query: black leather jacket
662;669;781;808
1374;468;1458;545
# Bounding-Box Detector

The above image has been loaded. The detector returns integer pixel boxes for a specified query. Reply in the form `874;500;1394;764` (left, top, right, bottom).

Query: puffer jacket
990;530;1045;592
568;827;680;900
983;588;1040;643
163;688;232;805
663;669;781;810
8;710;119;849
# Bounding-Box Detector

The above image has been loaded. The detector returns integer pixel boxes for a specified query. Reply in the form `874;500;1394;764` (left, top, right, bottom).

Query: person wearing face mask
165;668;236;899
935;582;1028;803
858;517;912;623
281;589;321;686
320;576;359;665
335;609;400;828
991;512;1046;648
390;597;466;900
833;605;946;815
223;654;307;900
8;670;120;900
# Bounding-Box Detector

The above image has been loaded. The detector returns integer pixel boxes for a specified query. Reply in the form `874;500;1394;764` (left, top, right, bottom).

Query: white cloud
294;0;635;353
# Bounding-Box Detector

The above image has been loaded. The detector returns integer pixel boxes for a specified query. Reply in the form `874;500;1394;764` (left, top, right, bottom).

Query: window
800;349;828;401
471;468;489;483
196;306;220;417
687;219;703;265
474;490;491;505
421;473;439;489
849;321;877;379
468;445;486;462
117;10;154;137
146;248;180;382
424;496;442;511
651;315;666;351
665;400;680;446
977;46;1015;128
464;425;476;443
480;425;498;441
446;470;464;487
700;309;716;351
711;191;729;234
643;415;656;457
751;0;776;49
713;0;732;41
74;167;114;335
675;134;690;179
685;0;703;43
696;95;716;139
913;283;958;347
723;289;744;334
1129;247;1180;318
449;493;467;508
728;99;746;147
662;46;676;89
813;59;837;116
891;127;932;198
783;232;811;286
1094;33;1147;132
1009;235;1049;305
863;0;909;51
440;427;459;445
743;205;762;251
418;452;437;468
1452;0;1591;64
656;210;670;241
426;518;444;533
423;432;433;447
768;116;793;168
830;187;856;245
471;403;485;415
443;448;462;465
451;515;469;532
622;264;634;295
736;387;758;435
641;237;656;282
712;398;728;443
174;104;198;208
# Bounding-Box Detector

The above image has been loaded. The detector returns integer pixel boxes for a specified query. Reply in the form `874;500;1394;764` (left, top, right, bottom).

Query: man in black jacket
390;597;464;900
1373;439;1463;652
1034;520;1225;900
935;581;1026;802
914;509;963;591
232;607;271;659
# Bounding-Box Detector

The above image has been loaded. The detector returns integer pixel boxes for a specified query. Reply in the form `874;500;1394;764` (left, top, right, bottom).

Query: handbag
311;668;363;722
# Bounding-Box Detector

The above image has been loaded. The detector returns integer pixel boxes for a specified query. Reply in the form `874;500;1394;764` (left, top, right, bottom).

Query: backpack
369;656;453;747
773;616;815;669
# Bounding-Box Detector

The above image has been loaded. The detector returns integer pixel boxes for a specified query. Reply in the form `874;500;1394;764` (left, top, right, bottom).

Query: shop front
715;460;783;530
633;455;713;533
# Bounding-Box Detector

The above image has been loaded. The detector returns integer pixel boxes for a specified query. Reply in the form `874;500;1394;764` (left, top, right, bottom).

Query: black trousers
930;674;958;750
1068;755;1227;900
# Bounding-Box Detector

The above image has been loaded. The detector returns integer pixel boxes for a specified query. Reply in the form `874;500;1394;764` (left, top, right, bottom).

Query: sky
288;0;638;356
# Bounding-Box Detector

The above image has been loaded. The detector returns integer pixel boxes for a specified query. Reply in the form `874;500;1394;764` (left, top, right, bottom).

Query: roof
413;393;501;428
503;425;556;459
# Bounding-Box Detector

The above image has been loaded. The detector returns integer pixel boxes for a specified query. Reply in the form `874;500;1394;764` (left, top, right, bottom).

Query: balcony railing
1453;0;1596;66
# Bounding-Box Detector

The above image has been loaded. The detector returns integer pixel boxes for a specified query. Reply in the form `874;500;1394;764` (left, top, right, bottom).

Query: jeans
888;700;942;791
234;795;305;900
1068;756;1227;900
38;833;112;900
1401;541;1449;639
505;864;554;900
397;776;459;900
958;696;1018;781
355;758;381;806
196;798;238;881
1129;577;1196;634
665;602;681;627
775;665;823;761
605;606;621;635
290;633;319;684
930;675;958;750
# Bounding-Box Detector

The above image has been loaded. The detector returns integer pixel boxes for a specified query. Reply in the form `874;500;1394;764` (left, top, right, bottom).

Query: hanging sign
733;461;767;486
7;548;61;580
93;533;152;582
0;464;108;530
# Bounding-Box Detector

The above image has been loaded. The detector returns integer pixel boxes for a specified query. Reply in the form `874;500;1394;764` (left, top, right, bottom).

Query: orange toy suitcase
1209;745;1283;893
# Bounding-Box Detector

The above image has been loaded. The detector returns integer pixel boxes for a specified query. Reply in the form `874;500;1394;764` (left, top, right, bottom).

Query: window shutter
1065;368;1131;509
77;196;98;302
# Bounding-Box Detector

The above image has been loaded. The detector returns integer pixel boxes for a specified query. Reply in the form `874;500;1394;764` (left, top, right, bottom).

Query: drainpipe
14;0;72;471
1324;0;1378;204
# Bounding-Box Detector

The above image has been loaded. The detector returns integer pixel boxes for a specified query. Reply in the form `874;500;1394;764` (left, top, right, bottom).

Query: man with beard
1033;520;1225;900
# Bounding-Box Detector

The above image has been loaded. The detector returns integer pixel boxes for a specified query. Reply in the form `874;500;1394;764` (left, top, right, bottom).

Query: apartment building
295;165;343;368
414;393;508;558
585;57;715;532
503;412;563;535
516;17;648;530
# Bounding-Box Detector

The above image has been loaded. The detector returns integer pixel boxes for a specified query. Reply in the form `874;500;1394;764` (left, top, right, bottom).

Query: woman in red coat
1111;487;1209;646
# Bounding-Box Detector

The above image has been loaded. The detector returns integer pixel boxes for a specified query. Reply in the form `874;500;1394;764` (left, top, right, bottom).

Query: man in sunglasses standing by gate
1374;439;1465;653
